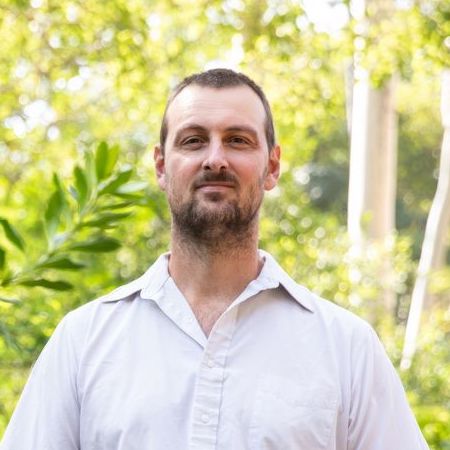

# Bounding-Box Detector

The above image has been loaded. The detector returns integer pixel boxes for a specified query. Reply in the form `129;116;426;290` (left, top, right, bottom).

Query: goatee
169;173;264;247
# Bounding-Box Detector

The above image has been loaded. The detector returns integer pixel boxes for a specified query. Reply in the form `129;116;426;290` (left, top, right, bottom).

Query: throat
167;240;264;336
190;296;233;337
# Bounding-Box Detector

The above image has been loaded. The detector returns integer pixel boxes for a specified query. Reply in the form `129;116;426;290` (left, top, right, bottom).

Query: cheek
165;166;192;193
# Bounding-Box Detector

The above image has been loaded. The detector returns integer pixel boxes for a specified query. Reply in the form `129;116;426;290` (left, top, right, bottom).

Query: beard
167;171;265;246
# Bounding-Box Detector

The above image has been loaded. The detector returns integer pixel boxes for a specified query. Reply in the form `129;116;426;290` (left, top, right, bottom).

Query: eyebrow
224;126;259;140
173;124;259;143
173;124;207;143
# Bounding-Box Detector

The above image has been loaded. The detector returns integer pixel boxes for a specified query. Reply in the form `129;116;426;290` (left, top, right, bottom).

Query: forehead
165;85;266;137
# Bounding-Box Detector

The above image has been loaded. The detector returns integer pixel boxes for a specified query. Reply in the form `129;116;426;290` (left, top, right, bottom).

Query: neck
168;221;262;308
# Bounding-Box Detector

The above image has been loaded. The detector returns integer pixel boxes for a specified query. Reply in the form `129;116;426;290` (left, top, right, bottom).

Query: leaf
19;279;74;291
53;174;71;221
0;297;20;304
104;144;120;179
0;246;5;270
98;169;133;195
45;190;63;240
37;255;86;270
0;218;25;251
69;185;78;201
84;150;97;193
74;166;88;210
45;175;72;243
68;236;121;252
95;142;120;181
99;201;135;210
111;193;147;204
115;181;148;194
95;141;109;181
81;212;132;228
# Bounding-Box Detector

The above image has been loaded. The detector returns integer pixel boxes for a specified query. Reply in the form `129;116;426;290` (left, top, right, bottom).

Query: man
1;68;428;449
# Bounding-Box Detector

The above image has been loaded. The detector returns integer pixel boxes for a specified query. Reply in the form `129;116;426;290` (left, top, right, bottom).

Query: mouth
195;179;236;188
196;183;235;193
197;182;234;187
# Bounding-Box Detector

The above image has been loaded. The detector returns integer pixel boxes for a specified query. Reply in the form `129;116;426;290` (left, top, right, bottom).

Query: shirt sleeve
1;314;81;450
347;323;429;450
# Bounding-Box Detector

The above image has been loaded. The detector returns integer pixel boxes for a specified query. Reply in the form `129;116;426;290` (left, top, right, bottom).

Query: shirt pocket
248;374;338;450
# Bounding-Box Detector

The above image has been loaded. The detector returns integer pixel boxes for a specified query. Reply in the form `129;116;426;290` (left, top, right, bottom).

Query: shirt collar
99;250;315;313
99;253;170;303
257;250;315;312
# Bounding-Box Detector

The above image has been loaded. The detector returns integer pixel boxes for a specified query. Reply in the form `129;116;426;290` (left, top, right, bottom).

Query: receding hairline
166;84;267;125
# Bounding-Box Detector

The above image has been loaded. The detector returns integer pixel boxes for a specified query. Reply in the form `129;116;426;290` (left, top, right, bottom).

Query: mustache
193;172;239;188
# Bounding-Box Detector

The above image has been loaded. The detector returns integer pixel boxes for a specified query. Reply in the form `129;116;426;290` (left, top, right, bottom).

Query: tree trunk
401;69;450;370
347;0;398;313
347;77;398;243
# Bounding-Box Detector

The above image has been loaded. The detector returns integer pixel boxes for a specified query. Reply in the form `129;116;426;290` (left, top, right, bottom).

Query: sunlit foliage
0;0;448;447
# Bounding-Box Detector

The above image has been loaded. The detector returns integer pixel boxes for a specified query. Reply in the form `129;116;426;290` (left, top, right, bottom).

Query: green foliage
0;142;147;351
0;219;25;252
400;308;450;449
0;0;448;447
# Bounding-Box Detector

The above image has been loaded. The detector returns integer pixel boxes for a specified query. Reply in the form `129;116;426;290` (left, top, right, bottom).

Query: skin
154;85;280;335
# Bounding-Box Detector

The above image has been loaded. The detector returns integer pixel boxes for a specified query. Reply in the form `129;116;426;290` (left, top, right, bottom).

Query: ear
154;144;166;191
264;144;281;191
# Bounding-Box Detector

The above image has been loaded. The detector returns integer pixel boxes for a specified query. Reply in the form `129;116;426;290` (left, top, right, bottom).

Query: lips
196;182;235;189
194;174;238;190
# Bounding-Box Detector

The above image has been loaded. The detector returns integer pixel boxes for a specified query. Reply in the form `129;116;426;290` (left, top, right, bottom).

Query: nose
202;140;229;172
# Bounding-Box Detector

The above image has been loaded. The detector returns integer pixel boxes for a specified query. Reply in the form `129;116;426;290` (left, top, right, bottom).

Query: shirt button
207;359;215;368
201;413;210;424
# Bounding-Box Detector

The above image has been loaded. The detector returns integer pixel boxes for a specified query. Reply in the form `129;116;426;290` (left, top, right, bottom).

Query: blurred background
0;0;449;447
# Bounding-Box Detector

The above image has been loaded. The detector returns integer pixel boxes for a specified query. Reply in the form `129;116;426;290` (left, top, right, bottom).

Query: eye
181;136;206;148
228;136;251;146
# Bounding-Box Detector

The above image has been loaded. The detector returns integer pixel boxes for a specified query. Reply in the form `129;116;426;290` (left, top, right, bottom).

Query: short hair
159;68;276;153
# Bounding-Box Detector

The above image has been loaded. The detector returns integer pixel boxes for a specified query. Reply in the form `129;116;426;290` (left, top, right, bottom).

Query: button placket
188;308;238;449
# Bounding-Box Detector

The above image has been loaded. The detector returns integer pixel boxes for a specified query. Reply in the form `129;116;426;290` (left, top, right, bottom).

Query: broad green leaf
45;190;63;240
95;141;109;181
0;246;5;270
98;169;133;195
81;212;132;228
112;193;147;204
53;174;71;222
99;201;135;210
68;236;121;252
19;279;74;291
74;166;89;210
85;150;97;193
0;218;25;252
96;142;120;181
104;144;120;179
37;255;86;270
115;181;148;194
45;175;71;242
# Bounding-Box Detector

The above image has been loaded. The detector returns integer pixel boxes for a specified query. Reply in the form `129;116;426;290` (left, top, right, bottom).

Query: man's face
154;84;280;238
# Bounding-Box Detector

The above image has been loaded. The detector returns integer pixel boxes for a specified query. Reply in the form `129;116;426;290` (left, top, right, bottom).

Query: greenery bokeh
0;0;449;447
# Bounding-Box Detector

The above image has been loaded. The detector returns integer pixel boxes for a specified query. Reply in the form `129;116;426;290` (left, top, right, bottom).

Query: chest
76;298;346;450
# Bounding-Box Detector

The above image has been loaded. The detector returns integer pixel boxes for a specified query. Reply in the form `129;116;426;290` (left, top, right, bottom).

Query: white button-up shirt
1;251;428;450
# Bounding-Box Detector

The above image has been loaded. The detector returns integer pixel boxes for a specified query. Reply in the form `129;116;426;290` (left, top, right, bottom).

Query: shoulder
287;279;376;343
307;293;395;376
312;293;373;334
292;287;388;371
60;253;170;335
